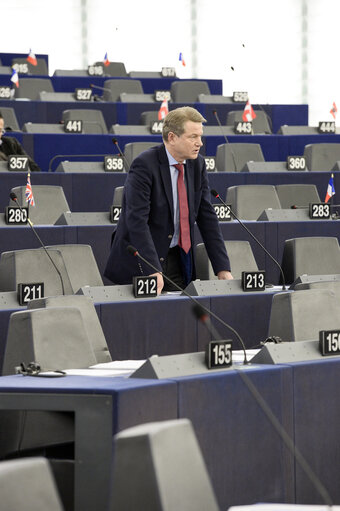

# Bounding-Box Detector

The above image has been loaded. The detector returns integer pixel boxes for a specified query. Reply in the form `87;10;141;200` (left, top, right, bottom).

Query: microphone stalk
10;193;65;295
112;138;130;170
211;189;286;290
126;245;249;364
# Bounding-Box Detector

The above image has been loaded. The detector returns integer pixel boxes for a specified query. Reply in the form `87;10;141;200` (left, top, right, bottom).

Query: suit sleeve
195;161;231;273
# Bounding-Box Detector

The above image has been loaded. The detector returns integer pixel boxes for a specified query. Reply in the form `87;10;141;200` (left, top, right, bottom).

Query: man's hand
150;272;164;294
217;270;233;280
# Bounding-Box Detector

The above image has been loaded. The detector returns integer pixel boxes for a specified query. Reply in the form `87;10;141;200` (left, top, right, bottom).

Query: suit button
160;257;164;262
168;234;173;239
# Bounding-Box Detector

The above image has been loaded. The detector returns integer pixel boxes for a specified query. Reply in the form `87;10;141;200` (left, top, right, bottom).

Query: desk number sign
5;206;28;225
18;283;44;305
320;330;340;356
309;203;330;219
133;276;158;298
213;204;231;221
242;271;266;292
206;340;232;369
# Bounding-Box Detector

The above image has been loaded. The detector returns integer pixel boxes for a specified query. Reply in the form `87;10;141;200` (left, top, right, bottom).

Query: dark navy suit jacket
104;144;230;284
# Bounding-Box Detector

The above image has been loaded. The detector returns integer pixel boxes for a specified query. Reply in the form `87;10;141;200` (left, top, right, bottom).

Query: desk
0;374;177;511
0;363;293;511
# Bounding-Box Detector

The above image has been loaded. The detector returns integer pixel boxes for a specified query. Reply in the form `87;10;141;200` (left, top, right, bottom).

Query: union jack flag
25;173;35;206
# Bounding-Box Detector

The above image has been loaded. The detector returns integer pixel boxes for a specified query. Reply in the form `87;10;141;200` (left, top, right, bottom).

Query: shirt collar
165;146;186;166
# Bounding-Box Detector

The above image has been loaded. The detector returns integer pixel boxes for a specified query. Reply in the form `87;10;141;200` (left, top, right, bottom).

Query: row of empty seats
0;183;324;224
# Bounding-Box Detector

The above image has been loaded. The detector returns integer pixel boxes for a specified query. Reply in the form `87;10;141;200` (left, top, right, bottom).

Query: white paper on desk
89;360;146;370
63;368;133;377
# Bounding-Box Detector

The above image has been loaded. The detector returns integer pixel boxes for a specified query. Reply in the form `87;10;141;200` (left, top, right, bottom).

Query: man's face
0;118;4;140
167;120;203;163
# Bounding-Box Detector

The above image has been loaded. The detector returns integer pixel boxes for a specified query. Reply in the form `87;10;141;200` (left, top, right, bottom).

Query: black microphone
9;192;65;295
211;189;286;290
126;244;249;364
212;109;238;171
112;137;130;170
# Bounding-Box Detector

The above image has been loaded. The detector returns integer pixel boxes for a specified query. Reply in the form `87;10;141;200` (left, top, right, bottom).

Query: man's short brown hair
162;106;206;141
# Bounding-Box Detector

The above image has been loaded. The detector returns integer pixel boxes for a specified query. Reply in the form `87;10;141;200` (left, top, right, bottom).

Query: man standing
104;106;232;293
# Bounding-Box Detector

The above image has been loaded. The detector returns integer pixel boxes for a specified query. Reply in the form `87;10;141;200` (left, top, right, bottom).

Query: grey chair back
103;79;143;101
268;289;340;342
0;458;64;511
281;236;340;283
113;186;124;206
304;143;340;171
94;61;127;77
0;107;20;131
28;294;111;363
275;184;320;209
226;110;272;133
170;80;210;102
62;109;108;134
12;57;48;75
216;142;265;171
124;142;160;167
139;110;159;125
10;185;70;224
45;244;103;292
2;306;97;375
112;419;219;511
195;240;258;280
14;78;54;100
0;248;73;295
226;185;281;220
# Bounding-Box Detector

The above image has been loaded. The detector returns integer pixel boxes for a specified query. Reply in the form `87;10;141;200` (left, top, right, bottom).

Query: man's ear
167;131;177;143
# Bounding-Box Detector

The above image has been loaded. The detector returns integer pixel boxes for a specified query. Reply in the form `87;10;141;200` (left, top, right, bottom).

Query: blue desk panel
175;365;294;508
18;132;340;174
288;358;340;504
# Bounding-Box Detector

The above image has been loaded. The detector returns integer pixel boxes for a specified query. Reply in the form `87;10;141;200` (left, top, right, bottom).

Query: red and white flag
242;101;256;122
158;99;169;120
103;52;110;67
10;68;19;88
27;49;37;66
330;102;337;119
25;174;35;207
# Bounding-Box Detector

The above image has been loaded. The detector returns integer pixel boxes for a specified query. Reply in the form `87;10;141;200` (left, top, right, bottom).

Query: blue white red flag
27;49;37;66
179;52;186;66
10;68;19;88
325;174;335;203
103;52;110;67
25;174;35;206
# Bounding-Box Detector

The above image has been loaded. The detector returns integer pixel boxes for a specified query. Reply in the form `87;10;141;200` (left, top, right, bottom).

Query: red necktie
174;164;191;253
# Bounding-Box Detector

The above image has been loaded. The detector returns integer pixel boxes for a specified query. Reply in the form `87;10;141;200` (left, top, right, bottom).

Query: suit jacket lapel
159;145;174;220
